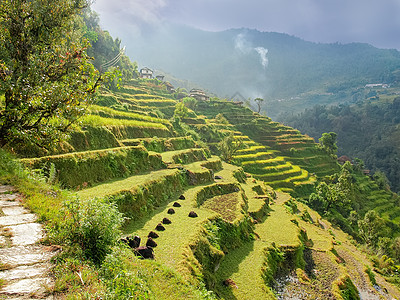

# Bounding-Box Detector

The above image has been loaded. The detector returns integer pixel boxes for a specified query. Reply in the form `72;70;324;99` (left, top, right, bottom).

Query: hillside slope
282;90;400;192
8;78;400;298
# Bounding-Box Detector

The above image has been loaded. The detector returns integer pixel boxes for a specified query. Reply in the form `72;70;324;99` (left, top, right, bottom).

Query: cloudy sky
92;0;400;50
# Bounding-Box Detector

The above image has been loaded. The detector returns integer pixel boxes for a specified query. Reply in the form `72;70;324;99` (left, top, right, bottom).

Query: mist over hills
122;24;400;118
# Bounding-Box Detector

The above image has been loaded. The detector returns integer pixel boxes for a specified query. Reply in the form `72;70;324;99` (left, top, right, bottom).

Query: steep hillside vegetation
282;87;400;193
3;77;400;299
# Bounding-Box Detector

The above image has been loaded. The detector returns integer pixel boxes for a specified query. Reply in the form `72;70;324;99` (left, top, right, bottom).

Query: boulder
173;202;181;207
179;194;186;200
146;237;157;248
148;231;159;239
121;235;140;248
167;208;175;214
188;211;198;218
134;246;154;259
162;217;172;224
155;223;166;231
214;175;223;180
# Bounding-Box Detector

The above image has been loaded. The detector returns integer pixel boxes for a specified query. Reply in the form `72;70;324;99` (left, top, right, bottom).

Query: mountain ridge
120;24;400;118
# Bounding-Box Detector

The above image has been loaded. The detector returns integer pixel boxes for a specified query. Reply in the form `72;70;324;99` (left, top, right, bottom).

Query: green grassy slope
11;78;400;299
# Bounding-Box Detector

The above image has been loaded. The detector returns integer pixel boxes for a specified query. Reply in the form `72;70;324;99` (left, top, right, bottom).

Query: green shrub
233;168;247;183
284;198;299;214
101;248;151;298
262;244;305;289
332;274;360;300
171;118;201;140
0;149;25;183
252;184;265;195
208;216;255;251
300;209;313;223
172;149;208;164
200;159;223;172
64;197;124;264
89;105;170;125
96;94;119;107
182;97;198;110
107;124;171;139
365;266;377;286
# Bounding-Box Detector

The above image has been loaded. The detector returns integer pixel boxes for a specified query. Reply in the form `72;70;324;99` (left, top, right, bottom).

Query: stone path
0;185;58;299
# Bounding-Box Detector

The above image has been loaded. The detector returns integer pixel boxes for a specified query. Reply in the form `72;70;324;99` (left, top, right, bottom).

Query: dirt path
0;185;58;299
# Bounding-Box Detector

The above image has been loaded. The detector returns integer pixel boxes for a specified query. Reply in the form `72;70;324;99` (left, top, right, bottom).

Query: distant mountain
122;25;400;118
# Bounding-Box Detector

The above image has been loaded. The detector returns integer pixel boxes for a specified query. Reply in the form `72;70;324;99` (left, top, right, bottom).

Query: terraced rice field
18;80;400;299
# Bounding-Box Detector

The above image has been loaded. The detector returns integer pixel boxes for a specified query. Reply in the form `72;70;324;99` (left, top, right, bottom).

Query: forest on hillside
282;96;400;192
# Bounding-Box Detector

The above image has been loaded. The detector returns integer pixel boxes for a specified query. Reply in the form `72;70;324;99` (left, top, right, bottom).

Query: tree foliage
0;0;101;150
82;7;138;84
308;166;352;213
218;133;243;163
358;210;387;247
318;132;338;156
254;98;264;113
181;97;198;110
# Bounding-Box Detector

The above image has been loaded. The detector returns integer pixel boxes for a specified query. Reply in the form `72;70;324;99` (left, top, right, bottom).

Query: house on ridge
164;82;175;93
140;67;153;79
189;88;209;101
337;155;352;165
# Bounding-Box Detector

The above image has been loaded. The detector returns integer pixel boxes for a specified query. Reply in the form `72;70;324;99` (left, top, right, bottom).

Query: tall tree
0;0;101;150
254;98;264;113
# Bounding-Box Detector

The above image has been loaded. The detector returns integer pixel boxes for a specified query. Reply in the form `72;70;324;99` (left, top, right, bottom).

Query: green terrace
160;148;210;165
235;145;273;155
88;105;171;125
233;151;276;163
20;145;165;189
253;165;303;182
120;136;197;152
214;192;301;300
195;100;337;179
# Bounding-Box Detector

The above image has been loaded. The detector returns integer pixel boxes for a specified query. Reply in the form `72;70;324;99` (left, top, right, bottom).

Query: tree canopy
0;0;100;150
318;132;338;156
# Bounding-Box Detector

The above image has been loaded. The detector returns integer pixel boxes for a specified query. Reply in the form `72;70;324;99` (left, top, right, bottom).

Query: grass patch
81;115;169;129
202;192;242;222
89;105;171;125
194;183;240;207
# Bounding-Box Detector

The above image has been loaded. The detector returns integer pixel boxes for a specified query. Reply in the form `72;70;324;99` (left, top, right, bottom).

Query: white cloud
234;32;269;69
234;33;252;53
255;47;268;69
